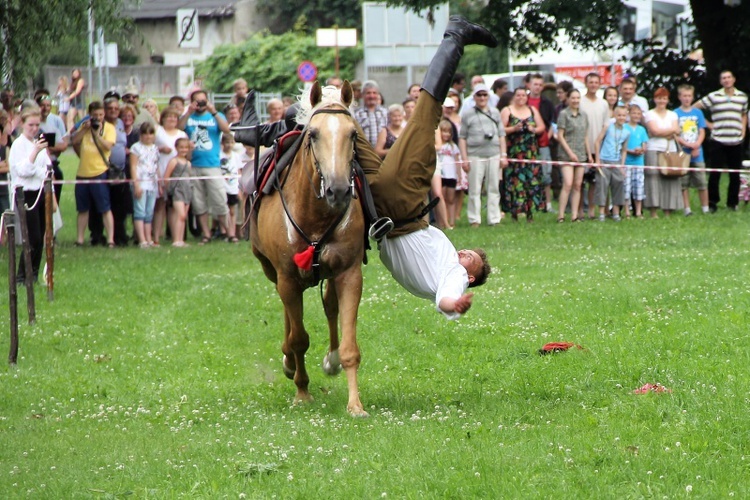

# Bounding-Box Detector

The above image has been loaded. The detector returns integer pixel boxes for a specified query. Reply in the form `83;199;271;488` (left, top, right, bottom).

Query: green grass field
1;153;749;498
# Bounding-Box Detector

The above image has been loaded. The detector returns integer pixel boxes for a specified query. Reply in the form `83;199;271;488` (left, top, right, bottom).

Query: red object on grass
633;383;672;394
538;342;584;355
293;245;315;271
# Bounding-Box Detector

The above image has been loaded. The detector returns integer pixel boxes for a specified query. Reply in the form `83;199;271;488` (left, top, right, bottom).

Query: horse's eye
350;130;358;141
309;128;319;141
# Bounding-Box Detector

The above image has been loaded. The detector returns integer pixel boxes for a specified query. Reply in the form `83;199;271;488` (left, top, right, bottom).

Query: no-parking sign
297;61;318;83
177;9;200;49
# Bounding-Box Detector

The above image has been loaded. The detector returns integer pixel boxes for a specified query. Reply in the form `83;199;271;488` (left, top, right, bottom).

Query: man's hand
454;293;474;314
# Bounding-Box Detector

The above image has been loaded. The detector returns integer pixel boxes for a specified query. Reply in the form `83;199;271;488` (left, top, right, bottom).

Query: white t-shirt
155;126;188;177
580;95;610;157
130;142;159;191
9;134;52;192
437;142;460;180
220;150;242;195
644;109;678;152
379;225;469;320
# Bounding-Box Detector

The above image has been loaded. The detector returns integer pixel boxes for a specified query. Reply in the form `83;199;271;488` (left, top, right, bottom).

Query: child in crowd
624;105;649;218
674;84;709;215
437;119;462;229
163;137;192;247
220;133;242;243
595;105;630;221
130;122;160;248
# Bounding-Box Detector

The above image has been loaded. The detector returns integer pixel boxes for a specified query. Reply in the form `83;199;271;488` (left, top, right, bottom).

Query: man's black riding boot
233;90;287;147
421;16;498;101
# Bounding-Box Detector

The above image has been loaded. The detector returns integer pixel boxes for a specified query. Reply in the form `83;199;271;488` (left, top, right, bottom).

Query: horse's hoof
348;405;369;418
282;355;295;380
294;391;314;405
322;350;342;376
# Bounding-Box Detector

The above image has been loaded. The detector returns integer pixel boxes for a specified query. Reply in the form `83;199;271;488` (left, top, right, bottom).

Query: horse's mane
295;85;349;126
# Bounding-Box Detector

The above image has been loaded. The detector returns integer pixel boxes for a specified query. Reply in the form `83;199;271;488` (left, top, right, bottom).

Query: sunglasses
475;93;489;97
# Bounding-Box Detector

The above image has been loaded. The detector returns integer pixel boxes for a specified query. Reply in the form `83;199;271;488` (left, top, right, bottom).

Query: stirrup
368;217;394;241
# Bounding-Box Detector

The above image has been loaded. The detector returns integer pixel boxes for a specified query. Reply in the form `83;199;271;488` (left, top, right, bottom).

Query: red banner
555;64;624;86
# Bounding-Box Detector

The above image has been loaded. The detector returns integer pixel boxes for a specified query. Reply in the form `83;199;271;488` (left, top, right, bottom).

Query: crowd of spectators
1;67;748;273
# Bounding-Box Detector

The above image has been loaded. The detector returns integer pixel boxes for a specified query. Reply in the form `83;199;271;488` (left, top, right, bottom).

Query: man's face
91;108;105;122
37;95;52;118
105;100;120;122
474;91;489;109
123;93;138;106
363;88;380;108
328;78;343;89
620;83;635;100
529;78;544;97
471;76;484;89
192;92;209;111
614;108;628;125
720;72;736;89
586;76;600;94
629;106;642;123
458;249;483;284
453;80;465;93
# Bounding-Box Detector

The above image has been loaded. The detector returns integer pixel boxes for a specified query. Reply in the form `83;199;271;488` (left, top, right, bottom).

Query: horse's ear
310;81;322;108
341;80;353;107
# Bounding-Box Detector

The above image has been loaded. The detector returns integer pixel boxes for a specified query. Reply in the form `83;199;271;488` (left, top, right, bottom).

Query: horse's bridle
276;107;358;285
303;108;357;200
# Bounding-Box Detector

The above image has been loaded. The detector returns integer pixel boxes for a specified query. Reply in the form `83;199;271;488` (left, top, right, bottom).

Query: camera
90;118;101;130
484;133;494;140
197;100;207;107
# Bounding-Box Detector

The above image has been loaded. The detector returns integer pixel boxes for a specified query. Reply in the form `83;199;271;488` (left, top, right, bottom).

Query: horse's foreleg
322;280;342;376
277;277;312;404
335;267;367;417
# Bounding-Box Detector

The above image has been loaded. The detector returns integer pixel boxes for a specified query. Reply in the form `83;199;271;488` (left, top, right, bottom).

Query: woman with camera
8;106;52;283
500;87;546;221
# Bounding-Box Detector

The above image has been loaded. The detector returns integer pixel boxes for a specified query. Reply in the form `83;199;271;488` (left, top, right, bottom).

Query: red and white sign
556;64;624;86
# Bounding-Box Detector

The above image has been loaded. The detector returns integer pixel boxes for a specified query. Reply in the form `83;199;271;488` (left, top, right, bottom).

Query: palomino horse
250;81;368;417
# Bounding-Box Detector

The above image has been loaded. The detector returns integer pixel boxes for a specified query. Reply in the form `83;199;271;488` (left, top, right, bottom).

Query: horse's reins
275;107;357;285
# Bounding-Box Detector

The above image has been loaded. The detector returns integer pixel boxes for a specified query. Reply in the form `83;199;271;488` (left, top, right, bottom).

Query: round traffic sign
297;61;318;83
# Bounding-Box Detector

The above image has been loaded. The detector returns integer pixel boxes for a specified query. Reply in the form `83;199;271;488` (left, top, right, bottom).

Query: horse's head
305;81;356;211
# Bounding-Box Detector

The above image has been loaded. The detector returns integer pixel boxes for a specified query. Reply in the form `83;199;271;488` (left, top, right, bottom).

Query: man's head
491;78;508;96
350;80;363;102
122;85;140;107
452;73;466;93
720;70;736;89
585;73;601;95
88;101;105;123
613;105;628;126
34;89;52;119
470;75;485;89
458;248;491;288
190;90;209;113
628;103;643;123
677;84;694;107
169;95;185;115
104;96;121;123
362;80;380;110
528;73;544;97
472;84;490;109
326;76;343;89
619;77;636;101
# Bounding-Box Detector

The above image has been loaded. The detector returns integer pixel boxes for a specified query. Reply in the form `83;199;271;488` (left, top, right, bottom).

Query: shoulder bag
91;126;125;181
659;138;689;177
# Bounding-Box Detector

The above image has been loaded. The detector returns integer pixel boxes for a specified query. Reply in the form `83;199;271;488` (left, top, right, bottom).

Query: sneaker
598;214;606;222
709;206;717;213
139;242;150;249
685;211;694;217
612;214;621;222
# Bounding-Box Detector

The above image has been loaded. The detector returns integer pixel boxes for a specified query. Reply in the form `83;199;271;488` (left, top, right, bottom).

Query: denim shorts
132;188;157;223
75;173;111;213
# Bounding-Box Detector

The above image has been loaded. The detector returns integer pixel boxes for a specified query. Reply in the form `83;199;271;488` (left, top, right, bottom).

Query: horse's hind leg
322;280;342;376
277;277;312;404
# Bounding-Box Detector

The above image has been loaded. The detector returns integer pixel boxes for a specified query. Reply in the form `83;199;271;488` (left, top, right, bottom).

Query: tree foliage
0;0;133;89
256;0;363;34
388;0;624;55
690;0;750;89
195;29;363;96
